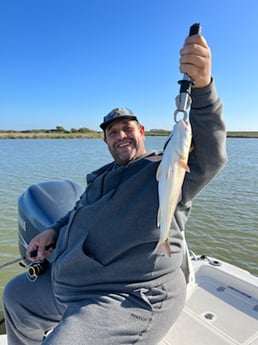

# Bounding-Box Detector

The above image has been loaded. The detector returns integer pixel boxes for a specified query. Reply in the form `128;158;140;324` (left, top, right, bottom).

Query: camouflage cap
100;108;138;130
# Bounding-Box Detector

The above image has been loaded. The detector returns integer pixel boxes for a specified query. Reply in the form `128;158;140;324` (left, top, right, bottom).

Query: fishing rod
0;257;22;269
0;255;50;282
174;23;201;122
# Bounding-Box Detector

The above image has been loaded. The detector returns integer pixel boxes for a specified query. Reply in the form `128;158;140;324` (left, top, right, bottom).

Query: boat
1;180;257;344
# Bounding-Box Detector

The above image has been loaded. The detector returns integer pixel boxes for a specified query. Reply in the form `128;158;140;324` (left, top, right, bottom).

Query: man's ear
140;125;145;140
139;125;145;136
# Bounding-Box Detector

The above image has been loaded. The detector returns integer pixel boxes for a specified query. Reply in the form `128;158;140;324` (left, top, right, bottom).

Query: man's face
104;119;146;165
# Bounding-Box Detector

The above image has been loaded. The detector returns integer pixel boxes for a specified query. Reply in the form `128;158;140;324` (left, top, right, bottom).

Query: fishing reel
20;259;49;282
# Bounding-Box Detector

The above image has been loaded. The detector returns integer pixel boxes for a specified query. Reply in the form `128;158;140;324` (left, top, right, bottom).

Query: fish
155;119;192;256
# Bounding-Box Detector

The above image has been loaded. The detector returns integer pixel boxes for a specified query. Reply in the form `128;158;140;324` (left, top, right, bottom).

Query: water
0;137;258;316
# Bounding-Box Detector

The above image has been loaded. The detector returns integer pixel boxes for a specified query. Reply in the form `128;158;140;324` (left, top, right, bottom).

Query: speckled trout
155;119;192;256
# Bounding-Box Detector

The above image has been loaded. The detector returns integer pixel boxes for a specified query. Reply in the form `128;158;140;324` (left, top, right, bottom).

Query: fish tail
154;240;171;257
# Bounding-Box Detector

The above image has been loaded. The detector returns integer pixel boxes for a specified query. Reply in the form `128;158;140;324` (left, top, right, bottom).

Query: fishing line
0;257;23;269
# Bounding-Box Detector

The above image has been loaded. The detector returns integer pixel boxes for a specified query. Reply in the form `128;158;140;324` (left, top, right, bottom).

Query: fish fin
154;240;171;257
157;208;161;228
156;163;162;181
180;159;190;173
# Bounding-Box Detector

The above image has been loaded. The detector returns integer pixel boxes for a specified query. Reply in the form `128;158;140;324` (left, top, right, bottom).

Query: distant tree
56;126;65;133
78;127;91;133
71;128;78;133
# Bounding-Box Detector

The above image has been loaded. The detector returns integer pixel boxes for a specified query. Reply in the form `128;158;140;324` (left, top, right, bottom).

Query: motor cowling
18;179;84;261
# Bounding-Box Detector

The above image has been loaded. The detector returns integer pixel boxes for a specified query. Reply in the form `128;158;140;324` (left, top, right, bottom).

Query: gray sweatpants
3;267;186;345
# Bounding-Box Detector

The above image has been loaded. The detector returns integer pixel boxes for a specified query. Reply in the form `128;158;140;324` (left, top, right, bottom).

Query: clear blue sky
1;0;258;131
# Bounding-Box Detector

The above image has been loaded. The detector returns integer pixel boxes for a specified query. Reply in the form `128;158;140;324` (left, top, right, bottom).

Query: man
3;33;227;344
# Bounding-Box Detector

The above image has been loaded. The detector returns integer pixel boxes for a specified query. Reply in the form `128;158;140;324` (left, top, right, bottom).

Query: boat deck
1;256;257;345
160;257;258;345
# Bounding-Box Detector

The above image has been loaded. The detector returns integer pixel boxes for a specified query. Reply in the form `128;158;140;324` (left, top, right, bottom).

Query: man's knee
3;273;27;306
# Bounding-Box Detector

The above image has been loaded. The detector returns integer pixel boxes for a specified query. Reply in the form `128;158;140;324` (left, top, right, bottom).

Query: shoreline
0;131;258;139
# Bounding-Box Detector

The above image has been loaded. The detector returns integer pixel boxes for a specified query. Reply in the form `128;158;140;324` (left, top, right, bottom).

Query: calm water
0;137;258;315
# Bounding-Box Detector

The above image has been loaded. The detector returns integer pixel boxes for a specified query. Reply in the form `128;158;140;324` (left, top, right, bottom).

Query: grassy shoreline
0;130;257;139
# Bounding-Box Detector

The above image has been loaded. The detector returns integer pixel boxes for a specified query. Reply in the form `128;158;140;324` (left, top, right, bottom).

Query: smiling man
3;33;227;345
101;108;146;165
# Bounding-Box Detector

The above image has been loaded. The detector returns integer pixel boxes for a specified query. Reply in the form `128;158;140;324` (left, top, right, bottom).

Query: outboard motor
18;179;84;261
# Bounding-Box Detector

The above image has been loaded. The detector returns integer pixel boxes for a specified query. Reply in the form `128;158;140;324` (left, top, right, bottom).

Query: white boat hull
1;255;257;345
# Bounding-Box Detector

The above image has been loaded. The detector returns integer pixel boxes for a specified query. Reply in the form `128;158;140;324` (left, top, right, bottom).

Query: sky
0;0;258;132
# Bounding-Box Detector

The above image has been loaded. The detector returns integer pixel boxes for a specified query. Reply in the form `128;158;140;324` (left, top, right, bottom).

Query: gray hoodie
50;80;227;305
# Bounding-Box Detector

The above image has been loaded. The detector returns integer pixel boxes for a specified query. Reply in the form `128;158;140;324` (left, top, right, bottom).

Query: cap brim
100;115;138;130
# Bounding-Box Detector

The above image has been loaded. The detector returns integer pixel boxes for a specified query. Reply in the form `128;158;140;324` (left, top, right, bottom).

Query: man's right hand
26;228;57;261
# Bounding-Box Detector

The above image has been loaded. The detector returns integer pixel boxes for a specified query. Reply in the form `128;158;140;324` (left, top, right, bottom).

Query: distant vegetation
0;126;103;139
0;126;257;139
226;131;258;138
